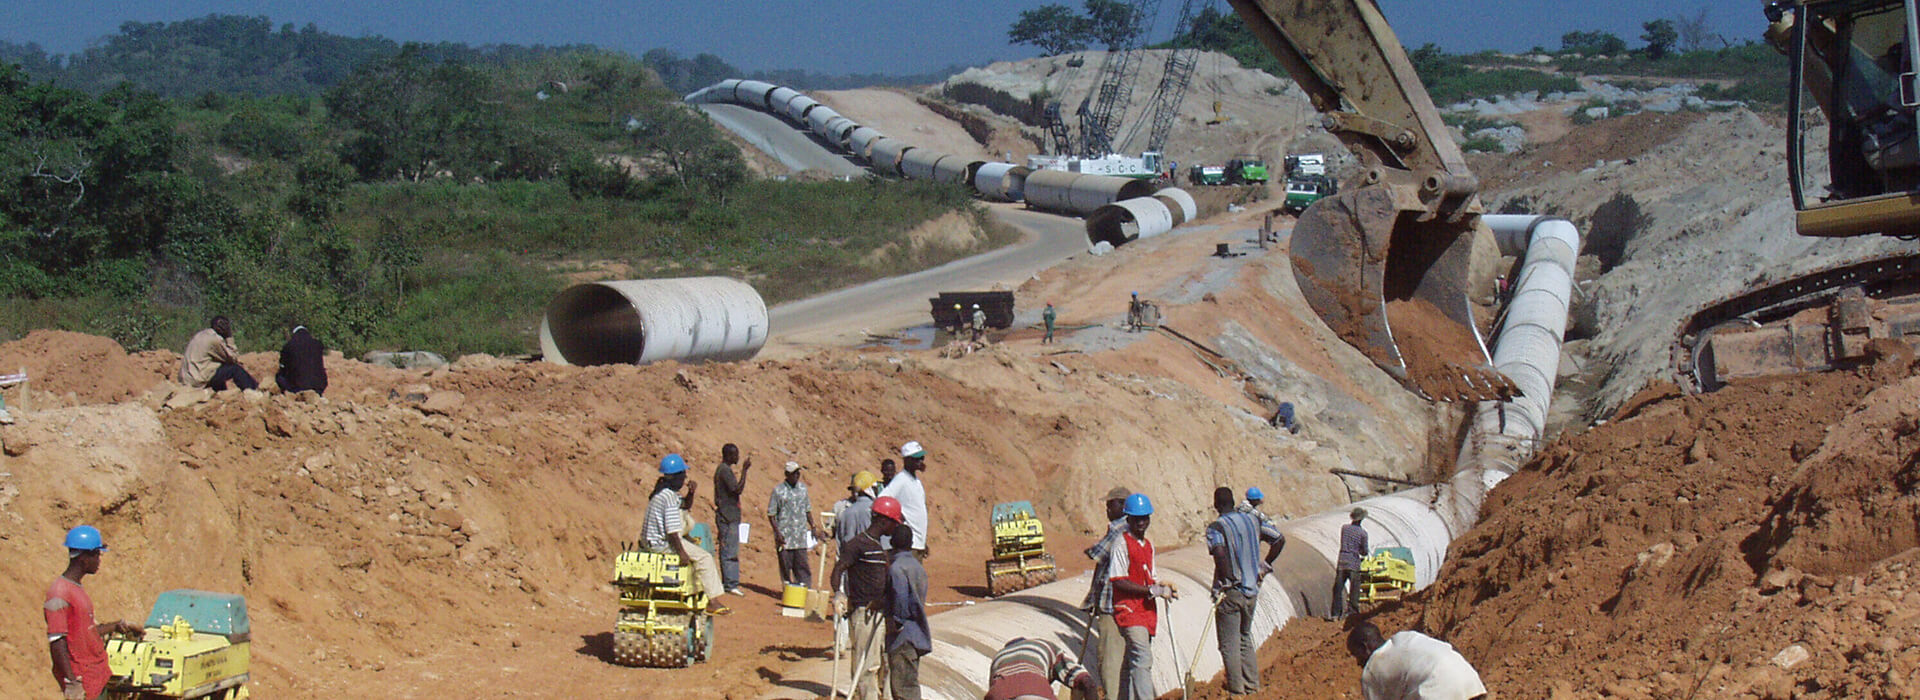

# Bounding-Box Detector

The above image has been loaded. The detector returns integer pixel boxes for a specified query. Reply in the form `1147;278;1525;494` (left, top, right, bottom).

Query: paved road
696;103;869;178
765;203;1089;352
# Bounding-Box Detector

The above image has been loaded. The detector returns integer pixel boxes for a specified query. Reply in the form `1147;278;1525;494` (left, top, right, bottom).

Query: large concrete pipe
1024;169;1157;215
867;138;912;176
538;277;767;366
872;215;1582;700
820;116;858;145
781;94;818;122
845;126;885;159
1154;187;1196;225
766;86;800;113
1085;197;1175;248
901;149;952;181
971;162;1030;202
685;79;741;104
730;80;778;108
804;106;843;135
934;157;982;186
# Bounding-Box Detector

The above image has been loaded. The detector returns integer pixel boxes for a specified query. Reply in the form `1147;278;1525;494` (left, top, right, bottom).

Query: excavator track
1672;252;1920;392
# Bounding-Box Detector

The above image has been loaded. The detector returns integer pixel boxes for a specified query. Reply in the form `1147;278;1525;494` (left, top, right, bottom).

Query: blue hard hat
1246;487;1264;501
1123;493;1153;517
659;454;688;475
64;525;106;552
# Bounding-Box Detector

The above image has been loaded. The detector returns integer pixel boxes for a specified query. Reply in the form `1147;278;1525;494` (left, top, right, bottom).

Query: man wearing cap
1207;487;1286;695
833;496;904;700
879;441;930;558
971;304;988;343
644;454;730;615
768;461;822;589
713;444;751;596
46;525;143;700
1081;486;1131;696
1108;493;1175;700
1332;507;1370;618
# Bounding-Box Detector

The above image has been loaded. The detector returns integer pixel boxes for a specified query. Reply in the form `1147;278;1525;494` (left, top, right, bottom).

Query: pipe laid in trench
1085;196;1176;248
892;215;1580;699
538;277;767;366
1024;170;1158;216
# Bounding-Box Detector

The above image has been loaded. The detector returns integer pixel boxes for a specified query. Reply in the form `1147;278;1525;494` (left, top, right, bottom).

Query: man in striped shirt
985;637;1102;700
1206;487;1285;694
642;454;730;615
1080;486;1131;697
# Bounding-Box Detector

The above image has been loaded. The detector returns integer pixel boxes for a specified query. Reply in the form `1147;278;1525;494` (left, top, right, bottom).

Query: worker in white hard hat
878;441;930;558
971;304;987;343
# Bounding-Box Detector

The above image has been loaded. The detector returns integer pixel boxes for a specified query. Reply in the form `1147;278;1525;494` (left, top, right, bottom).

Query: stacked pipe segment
1085;197;1175;247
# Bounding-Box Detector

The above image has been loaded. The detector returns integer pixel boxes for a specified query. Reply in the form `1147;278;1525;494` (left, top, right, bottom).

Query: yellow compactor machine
104;589;250;700
611;523;714;668
985;501;1058;596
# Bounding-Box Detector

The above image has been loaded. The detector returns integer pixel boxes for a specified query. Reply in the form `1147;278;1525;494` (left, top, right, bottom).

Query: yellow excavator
1224;0;1920;399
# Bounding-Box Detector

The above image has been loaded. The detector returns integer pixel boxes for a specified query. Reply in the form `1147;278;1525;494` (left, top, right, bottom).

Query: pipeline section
685;79;1190;225
898;215;1580;700
539;277;768;366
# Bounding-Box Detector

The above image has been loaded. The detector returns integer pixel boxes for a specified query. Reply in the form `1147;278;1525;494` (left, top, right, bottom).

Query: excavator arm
1227;0;1516;401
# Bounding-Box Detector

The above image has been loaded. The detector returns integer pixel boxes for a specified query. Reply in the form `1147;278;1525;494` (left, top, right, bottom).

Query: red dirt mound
0;329;164;404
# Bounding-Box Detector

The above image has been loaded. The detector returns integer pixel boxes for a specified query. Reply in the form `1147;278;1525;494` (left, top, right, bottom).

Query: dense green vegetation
0;19;995;357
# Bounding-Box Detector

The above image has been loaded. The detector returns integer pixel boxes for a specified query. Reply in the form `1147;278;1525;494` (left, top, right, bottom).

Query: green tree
324;46;506;181
1008;4;1091;56
1642;19;1679;60
1561;30;1628;56
1082;0;1142;50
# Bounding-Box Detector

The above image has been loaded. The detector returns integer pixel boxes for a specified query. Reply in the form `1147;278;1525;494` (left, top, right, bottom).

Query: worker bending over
1347;622;1487;700
1206;487;1285;695
46;525;142;700
642;454;730;615
985;637;1103;700
1107;494;1175;700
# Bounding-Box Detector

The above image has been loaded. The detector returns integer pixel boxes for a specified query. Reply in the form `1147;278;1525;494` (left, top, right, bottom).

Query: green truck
1226;155;1268;185
1283;176;1335;213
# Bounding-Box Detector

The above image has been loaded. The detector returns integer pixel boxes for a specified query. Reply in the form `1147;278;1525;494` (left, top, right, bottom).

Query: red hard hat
872;496;904;522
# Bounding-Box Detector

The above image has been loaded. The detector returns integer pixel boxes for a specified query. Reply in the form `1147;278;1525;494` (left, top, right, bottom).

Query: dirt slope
1188;359;1920;699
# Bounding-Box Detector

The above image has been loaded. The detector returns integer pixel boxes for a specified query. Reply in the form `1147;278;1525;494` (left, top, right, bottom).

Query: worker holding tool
712;444;750;596
833;496;903;700
45;525;143;700
178;315;257;391
1332;507;1370;618
1206;487;1286;695
985;637;1103;700
1108;493;1174;700
643;455;731;615
879;441;930;558
886;525;930;700
768;461;824;589
1081;486;1131;697
1042;302;1058;344
1347;622;1487;700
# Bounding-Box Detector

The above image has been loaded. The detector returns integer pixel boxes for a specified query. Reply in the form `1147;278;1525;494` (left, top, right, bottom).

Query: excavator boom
1226;0;1515;401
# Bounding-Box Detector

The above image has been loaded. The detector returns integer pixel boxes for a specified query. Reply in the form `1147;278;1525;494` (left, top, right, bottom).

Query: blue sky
1;1;1755;75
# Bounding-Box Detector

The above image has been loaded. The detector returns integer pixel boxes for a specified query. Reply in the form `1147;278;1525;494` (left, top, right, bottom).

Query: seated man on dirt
641;454;730;616
275;325;328;395
1346;622;1486;700
984;636;1102;700
178;316;258;391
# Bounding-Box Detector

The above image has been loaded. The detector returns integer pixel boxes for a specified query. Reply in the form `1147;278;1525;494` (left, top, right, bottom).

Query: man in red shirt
1106;494;1177;700
46;525;141;700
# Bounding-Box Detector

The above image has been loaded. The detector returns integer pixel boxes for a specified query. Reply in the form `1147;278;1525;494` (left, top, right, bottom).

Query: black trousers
210;363;258;391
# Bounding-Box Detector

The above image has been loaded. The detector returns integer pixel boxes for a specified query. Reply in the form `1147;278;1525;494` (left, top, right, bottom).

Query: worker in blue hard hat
1238;486;1279;530
1108;493;1175;700
46;525;142;700
641;454;730;615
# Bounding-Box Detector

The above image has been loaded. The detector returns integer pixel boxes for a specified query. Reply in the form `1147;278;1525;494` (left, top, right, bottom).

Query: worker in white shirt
1347;622;1487;700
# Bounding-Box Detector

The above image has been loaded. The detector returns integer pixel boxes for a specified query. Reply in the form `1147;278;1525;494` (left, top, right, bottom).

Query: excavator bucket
1289;187;1517;402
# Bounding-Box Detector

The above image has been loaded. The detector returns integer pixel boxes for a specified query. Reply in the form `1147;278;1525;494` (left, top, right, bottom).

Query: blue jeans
715;516;740;591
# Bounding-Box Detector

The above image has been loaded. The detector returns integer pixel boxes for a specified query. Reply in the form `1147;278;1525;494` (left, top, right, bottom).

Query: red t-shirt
45;577;110;699
1109;531;1157;632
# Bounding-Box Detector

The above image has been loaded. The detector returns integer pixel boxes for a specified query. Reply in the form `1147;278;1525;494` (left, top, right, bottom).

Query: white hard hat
784;461;802;473
900;441;925;458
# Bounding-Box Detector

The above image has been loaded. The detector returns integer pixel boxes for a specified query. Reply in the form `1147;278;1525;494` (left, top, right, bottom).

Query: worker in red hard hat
834;496;903;700
46;525;142;700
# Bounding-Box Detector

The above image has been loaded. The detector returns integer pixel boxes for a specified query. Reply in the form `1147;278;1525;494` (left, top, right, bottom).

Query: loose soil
1189;362;1920;699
